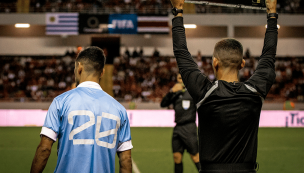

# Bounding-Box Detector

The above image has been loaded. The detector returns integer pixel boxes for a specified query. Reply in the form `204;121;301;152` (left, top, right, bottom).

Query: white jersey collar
77;81;102;90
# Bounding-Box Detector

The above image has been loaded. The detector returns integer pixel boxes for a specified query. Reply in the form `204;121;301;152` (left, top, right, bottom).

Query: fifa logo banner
46;13;79;35
108;14;137;34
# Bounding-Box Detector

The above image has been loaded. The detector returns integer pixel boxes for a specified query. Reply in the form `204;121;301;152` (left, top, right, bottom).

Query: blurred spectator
283;97;295;110
153;48;160;57
132;48;139;57
124;47;131;58
139;47;144;57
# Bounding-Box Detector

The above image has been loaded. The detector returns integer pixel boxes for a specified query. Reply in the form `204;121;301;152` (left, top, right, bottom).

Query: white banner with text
0;110;303;127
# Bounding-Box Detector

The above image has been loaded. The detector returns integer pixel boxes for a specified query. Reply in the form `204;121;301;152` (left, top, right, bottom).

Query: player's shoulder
100;91;128;120
53;88;79;102
216;80;253;94
102;91;126;112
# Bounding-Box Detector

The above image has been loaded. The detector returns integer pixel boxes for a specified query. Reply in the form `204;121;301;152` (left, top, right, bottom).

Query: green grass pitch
0;127;303;173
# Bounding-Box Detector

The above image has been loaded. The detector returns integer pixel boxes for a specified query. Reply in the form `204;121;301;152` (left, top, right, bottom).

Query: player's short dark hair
76;46;106;74
213;38;243;69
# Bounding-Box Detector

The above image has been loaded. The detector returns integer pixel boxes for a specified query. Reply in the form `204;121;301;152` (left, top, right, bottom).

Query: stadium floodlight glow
265;24;280;29
15;23;30;28
184;24;197;29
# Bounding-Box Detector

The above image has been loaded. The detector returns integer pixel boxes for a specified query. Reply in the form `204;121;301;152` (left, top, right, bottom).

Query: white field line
132;158;141;173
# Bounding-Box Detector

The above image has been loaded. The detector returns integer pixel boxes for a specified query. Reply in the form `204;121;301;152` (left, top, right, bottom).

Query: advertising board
1;110;304;128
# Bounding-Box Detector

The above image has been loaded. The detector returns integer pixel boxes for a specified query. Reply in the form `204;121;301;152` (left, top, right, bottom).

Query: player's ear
240;59;245;69
77;62;83;75
213;57;219;70
100;68;105;78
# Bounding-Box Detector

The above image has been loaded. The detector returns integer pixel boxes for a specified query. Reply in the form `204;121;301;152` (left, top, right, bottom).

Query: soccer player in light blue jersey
31;46;133;173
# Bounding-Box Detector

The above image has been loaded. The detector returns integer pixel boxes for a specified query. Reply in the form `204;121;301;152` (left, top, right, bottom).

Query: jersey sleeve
160;91;183;107
40;98;61;141
246;18;278;98
172;17;213;104
117;109;133;152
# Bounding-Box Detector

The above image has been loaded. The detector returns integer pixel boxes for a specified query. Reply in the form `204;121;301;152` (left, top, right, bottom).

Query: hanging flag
137;14;169;34
78;14;109;34
46;13;79;35
108;14;137;34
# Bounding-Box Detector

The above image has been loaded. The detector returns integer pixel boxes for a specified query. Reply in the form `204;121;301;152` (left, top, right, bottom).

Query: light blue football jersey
42;82;132;173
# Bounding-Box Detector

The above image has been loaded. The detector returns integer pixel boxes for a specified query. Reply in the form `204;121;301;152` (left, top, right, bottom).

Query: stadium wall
1;14;304;27
0;36;304;57
0;14;304;56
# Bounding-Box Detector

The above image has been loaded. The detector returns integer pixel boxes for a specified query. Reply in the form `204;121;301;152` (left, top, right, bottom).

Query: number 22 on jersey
68;110;120;149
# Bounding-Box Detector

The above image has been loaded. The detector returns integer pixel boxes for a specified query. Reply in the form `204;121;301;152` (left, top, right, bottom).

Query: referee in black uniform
170;0;278;172
161;73;200;173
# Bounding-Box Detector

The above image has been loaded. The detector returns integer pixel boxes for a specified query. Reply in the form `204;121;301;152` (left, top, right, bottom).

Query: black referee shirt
172;17;278;164
160;90;196;125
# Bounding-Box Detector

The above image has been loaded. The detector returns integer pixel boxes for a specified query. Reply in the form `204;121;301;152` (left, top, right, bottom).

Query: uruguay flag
46;13;79;35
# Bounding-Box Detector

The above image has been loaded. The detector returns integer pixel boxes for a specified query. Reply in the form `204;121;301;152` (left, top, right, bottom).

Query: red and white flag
137;15;169;34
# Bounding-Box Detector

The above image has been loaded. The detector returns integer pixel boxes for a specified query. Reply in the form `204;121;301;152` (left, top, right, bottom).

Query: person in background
283;97;295;110
161;74;200;173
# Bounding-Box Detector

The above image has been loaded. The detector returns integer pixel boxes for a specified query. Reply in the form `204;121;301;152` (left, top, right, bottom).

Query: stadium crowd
113;49;304;102
1;49;303;103
0;0;303;13
0;53;75;102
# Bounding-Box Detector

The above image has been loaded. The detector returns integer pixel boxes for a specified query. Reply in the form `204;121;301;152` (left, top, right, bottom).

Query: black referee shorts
199;169;256;173
172;122;199;155
199;163;257;173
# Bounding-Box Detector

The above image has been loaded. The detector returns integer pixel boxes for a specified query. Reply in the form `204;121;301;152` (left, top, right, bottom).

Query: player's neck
216;68;239;83
79;73;100;85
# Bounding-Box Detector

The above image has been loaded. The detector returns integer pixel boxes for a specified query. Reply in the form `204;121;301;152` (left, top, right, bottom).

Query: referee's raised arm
171;0;212;104
246;0;278;98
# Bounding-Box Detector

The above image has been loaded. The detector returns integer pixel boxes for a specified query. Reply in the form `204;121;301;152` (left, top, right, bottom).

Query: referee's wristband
267;13;278;19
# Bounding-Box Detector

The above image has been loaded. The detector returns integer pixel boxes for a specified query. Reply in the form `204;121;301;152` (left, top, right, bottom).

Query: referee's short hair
213;38;243;70
76;46;106;74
